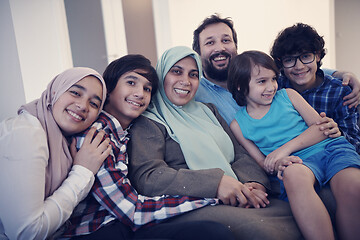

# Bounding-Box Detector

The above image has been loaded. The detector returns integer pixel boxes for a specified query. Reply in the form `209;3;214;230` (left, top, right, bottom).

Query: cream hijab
19;67;106;197
144;46;237;179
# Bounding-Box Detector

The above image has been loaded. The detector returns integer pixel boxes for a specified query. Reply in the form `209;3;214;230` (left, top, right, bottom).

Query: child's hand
244;182;269;208
276;156;303;180
316;112;341;138
264;148;291;174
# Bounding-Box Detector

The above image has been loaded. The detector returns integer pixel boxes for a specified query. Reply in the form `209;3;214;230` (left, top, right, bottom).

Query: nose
75;98;88;112
180;77;191;86
214;41;226;52
133;86;144;98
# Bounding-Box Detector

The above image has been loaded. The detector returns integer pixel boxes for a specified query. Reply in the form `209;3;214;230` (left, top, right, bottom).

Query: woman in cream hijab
0;67;111;239
128;46;269;209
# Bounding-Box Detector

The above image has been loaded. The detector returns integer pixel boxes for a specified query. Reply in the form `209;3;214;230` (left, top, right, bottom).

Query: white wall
335;0;360;78
3;0;359;122
153;0;336;69
8;0;73;102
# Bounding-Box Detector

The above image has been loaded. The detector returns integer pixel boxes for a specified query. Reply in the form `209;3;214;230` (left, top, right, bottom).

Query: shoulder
0;112;48;161
130;115;168;135
0;112;45;137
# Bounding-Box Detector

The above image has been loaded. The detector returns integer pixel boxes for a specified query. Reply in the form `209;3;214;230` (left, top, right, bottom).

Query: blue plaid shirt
62;111;217;237
278;71;360;153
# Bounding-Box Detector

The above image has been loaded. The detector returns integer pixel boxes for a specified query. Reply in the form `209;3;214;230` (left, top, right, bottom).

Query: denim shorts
278;137;360;201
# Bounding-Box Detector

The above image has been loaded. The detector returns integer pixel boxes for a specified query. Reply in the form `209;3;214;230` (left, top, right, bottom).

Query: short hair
228;50;279;106
192;13;238;55
270;23;326;71
102;54;159;105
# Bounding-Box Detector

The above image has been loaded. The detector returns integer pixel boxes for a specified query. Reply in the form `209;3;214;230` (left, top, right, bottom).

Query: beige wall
153;0;336;68
1;0;359;121
335;0;360;78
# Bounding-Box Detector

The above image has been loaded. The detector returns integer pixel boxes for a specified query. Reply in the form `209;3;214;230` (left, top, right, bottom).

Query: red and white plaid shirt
62;111;217;238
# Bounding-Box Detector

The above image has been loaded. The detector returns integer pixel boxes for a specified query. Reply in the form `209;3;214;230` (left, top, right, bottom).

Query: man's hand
334;71;360;108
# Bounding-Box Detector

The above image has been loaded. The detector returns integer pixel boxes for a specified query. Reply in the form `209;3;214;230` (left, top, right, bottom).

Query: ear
237;86;241;91
315;53;321;63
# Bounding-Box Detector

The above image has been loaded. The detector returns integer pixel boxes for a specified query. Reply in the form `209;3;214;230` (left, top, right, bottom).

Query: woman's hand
216;175;261;208
244;182;269;208
70;127;111;174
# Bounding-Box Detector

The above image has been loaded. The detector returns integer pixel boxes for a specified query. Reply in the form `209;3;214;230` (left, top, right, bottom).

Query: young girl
227;50;360;240
0;67;111;239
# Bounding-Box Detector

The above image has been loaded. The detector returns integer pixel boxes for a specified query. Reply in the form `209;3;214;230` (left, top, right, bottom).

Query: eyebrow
124;75;139;80
72;84;102;102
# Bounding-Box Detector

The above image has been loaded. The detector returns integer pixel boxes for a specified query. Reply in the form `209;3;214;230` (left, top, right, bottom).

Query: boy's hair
102;54;159;105
228;50;279;106
270;23;326;72
192;13;238;55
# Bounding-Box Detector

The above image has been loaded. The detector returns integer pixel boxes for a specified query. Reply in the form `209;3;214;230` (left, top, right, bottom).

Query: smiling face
104;70;152;128
199;22;237;82
52;76;103;136
282;52;321;92
163;56;199;106
246;65;278;112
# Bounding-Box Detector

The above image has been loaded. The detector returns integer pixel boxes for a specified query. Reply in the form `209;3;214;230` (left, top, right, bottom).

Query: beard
203;51;231;82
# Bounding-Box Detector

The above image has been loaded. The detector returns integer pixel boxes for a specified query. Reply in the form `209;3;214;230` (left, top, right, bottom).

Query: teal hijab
143;46;237;179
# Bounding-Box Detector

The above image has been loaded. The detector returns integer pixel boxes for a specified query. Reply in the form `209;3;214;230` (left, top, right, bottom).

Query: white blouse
0;112;94;240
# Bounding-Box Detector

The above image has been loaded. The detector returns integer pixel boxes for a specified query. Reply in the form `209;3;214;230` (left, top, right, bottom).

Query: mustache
210;51;231;61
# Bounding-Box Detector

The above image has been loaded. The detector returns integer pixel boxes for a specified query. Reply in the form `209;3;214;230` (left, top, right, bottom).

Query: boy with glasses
271;23;360;153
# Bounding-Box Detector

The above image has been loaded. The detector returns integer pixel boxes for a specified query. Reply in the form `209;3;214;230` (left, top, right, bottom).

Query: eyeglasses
281;52;316;68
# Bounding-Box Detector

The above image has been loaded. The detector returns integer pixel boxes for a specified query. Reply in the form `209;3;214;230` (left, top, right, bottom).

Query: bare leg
330;167;360;240
282;164;334;240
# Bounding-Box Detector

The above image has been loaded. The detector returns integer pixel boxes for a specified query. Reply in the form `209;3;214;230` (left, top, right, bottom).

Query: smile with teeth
213;56;227;62
127;99;143;107
293;70;309;77
174;88;190;95
67;110;84;121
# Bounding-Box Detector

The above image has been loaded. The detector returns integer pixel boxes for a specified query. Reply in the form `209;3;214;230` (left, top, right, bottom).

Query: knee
282;164;308;187
340;177;360;200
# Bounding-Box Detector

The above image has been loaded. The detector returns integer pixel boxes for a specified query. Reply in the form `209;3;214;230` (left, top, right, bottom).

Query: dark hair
228;50;279;106
102;54;159;105
192;13;238;54
270;23;326;72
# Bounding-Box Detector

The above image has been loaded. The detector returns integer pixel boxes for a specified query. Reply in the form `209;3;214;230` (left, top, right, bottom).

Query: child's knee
282;164;313;186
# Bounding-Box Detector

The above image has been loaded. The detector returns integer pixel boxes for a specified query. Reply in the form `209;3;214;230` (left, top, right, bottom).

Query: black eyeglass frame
281;52;316;68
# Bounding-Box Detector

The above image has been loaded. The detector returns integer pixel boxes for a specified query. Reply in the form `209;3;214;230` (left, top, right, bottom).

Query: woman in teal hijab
144;46;237;179
128;46;269;208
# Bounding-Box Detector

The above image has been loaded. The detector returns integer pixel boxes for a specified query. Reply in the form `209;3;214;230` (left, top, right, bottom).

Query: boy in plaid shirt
62;55;234;240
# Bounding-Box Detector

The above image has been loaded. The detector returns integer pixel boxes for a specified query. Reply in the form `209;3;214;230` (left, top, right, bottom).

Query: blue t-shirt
195;76;240;125
234;89;337;159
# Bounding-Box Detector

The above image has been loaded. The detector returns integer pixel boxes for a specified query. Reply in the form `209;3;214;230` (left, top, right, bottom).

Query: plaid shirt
278;71;360;153
62;111;217;237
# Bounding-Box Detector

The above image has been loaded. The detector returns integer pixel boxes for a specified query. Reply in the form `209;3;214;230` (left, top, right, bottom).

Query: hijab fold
19;67;106;197
144;46;237;179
